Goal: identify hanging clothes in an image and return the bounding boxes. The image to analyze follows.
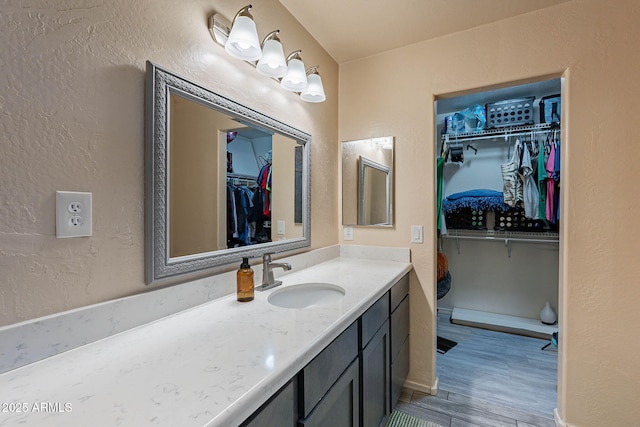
[519,142,540,219]
[501,139,524,208]
[545,142,556,222]
[535,130,562,226]
[436,157,445,231]
[227,183,258,247]
[553,138,561,222]
[257,163,272,217]
[537,140,548,221]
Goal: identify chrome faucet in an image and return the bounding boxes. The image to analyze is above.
[257,252,292,291]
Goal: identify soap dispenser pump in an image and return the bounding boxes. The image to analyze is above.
[237,257,254,302]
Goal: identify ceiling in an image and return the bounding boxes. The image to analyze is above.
[278,0,570,64]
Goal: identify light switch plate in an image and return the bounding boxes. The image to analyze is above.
[410,225,423,243]
[276,220,285,235]
[56,191,92,238]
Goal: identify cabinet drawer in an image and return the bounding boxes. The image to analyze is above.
[301,322,358,417]
[390,274,409,313]
[360,293,389,349]
[390,294,409,363]
[242,380,297,427]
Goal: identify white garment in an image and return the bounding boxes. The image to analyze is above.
[501,140,523,207]
[520,144,540,219]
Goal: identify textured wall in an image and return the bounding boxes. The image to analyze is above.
[0,0,338,326]
[339,0,640,425]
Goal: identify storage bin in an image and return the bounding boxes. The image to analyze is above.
[539,94,561,124]
[485,97,535,128]
[495,208,555,232]
[445,208,486,230]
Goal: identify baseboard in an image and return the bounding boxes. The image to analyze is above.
[436,306,453,317]
[404,377,439,396]
[554,408,569,426]
[450,307,557,339]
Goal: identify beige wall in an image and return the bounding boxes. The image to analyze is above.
[271,134,303,241]
[0,0,338,325]
[170,95,237,257]
[339,0,640,425]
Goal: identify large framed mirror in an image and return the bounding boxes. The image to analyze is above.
[342,137,394,226]
[145,62,311,285]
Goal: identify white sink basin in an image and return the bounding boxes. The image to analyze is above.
[268,283,345,309]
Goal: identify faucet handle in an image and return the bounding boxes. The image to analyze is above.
[263,252,274,262]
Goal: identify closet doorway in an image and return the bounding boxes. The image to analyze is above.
[434,78,562,419]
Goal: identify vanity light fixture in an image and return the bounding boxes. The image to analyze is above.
[281,51,309,92]
[300,66,326,103]
[256,30,287,78]
[224,5,262,61]
[208,6,325,102]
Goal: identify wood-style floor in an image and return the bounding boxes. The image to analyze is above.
[395,311,558,427]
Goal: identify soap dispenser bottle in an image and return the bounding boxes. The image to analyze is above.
[237,257,254,302]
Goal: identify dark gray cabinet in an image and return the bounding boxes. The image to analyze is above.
[241,273,410,427]
[361,318,390,427]
[241,380,297,427]
[298,359,360,427]
[389,274,410,409]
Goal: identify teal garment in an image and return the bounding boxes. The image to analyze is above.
[437,157,445,230]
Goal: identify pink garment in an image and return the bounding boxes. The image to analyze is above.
[545,143,556,221]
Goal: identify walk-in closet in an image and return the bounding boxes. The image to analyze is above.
[433,79,561,419]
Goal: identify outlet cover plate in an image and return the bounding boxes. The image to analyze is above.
[56,191,92,238]
[344,225,354,241]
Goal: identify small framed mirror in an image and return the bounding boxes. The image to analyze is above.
[342,137,394,226]
[145,62,311,285]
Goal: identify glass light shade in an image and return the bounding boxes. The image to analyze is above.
[256,39,287,78]
[225,15,262,61]
[300,73,326,103]
[281,58,308,91]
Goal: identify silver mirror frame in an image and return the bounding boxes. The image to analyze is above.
[145,61,311,285]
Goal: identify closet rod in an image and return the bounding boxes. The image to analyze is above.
[227,173,258,180]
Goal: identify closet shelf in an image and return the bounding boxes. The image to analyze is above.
[442,122,558,143]
[444,229,559,257]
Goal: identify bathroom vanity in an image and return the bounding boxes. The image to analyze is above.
[0,247,411,427]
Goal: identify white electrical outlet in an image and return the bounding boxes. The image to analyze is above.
[410,225,423,244]
[276,220,285,235]
[56,191,92,238]
[344,225,354,241]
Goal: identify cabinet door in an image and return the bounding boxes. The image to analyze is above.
[299,359,360,427]
[241,380,297,427]
[361,319,390,427]
[390,294,410,410]
[301,322,358,416]
[390,338,409,410]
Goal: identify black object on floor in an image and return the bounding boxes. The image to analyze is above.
[437,336,457,354]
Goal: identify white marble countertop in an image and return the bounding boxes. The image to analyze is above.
[0,255,411,427]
